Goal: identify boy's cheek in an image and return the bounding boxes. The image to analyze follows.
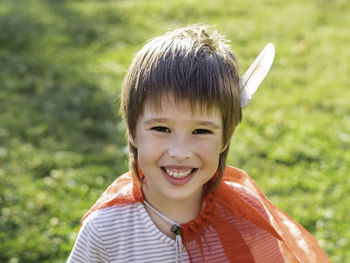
[138,140,165,160]
[194,139,223,154]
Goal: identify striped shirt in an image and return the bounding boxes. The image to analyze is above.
[67,202,284,263]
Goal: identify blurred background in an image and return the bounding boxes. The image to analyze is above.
[0,0,349,262]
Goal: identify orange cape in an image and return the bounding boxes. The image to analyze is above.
[82,166,330,263]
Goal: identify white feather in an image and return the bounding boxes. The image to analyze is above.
[239,43,275,107]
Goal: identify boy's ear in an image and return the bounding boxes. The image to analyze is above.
[221,141,230,153]
[128,134,137,148]
[221,128,235,153]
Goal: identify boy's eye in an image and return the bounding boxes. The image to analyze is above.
[193,129,212,135]
[151,126,171,133]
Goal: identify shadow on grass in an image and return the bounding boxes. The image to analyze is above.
[0,1,135,262]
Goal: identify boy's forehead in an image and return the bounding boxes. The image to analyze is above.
[143,95,221,118]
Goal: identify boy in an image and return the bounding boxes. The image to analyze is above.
[67,25,330,262]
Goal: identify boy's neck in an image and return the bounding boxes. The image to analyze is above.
[142,185,203,227]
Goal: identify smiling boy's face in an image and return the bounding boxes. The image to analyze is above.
[133,95,225,205]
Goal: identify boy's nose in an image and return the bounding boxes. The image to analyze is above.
[168,136,193,161]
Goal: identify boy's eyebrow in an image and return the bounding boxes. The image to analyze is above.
[144,118,221,129]
[143,118,169,125]
[194,121,220,129]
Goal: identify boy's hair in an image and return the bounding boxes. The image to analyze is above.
[121,25,242,193]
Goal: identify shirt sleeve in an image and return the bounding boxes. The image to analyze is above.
[67,217,109,263]
[237,189,285,263]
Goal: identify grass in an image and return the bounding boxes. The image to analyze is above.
[1,0,349,262]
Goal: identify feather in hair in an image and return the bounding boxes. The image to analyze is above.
[239,43,275,107]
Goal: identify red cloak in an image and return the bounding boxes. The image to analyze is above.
[81,166,330,263]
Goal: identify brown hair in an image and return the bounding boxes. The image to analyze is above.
[121,25,242,193]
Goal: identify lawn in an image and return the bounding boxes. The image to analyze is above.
[0,0,349,262]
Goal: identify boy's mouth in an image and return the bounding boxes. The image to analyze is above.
[161,167,197,185]
[162,167,196,178]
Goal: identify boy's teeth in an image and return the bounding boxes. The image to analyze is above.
[164,168,192,178]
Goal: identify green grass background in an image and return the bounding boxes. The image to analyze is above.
[1,0,349,262]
